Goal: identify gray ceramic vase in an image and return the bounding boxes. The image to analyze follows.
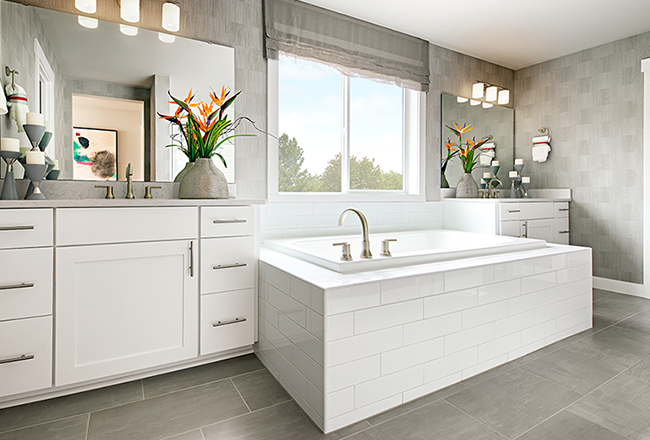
[456,172,478,198]
[174,161,194,182]
[178,157,229,199]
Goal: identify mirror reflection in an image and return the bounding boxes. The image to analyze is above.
[441,93,514,189]
[0,1,235,182]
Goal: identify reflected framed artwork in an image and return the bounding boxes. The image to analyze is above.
[72,127,118,181]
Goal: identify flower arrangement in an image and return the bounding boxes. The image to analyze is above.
[445,122,492,174]
[159,86,254,167]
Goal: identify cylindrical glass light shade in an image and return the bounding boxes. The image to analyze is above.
[121,0,140,23]
[456,97,468,103]
[485,86,498,102]
[120,24,138,36]
[470,100,480,106]
[75,0,96,14]
[159,33,176,43]
[482,102,493,109]
[78,16,98,29]
[472,82,484,99]
[162,3,180,32]
[498,89,510,105]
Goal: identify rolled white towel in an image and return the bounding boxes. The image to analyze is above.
[532,143,551,162]
[532,135,551,144]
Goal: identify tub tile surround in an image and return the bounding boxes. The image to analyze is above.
[256,245,593,433]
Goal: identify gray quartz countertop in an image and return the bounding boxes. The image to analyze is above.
[0,198,266,208]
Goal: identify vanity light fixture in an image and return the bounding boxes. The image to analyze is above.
[498,89,510,105]
[456,97,469,103]
[162,2,181,32]
[120,0,140,23]
[75,0,96,14]
[78,15,99,29]
[482,102,493,109]
[472,82,484,99]
[470,99,480,106]
[473,80,510,106]
[120,24,138,36]
[485,86,498,102]
[159,32,176,43]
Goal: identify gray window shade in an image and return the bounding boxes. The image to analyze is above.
[263,0,430,92]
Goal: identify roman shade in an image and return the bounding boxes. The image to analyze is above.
[263,0,430,92]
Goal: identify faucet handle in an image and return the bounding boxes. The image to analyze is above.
[94,185,114,199]
[333,242,353,261]
[144,185,162,199]
[380,239,397,257]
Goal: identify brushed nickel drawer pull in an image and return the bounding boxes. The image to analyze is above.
[0,354,35,365]
[0,283,34,291]
[559,230,570,234]
[213,219,247,224]
[508,209,520,213]
[213,317,247,327]
[213,263,247,270]
[0,225,34,231]
[189,242,195,278]
[558,208,569,212]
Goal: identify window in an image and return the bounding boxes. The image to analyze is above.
[269,56,424,201]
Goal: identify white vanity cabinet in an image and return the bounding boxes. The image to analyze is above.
[55,207,199,386]
[199,206,256,355]
[0,209,53,398]
[444,200,570,244]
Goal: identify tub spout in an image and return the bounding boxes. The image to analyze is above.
[338,208,372,259]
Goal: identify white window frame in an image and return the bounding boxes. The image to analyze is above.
[267,58,426,203]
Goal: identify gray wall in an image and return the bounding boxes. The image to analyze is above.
[514,32,650,284]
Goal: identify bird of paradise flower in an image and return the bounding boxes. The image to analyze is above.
[445,122,492,174]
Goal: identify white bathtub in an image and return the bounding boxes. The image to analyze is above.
[265,229,547,273]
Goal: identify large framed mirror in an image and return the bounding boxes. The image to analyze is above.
[0,1,235,183]
[441,93,514,189]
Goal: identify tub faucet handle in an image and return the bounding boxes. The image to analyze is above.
[381,239,397,257]
[333,242,353,261]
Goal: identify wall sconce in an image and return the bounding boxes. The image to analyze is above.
[482,102,493,109]
[470,99,480,106]
[498,89,510,105]
[78,16,98,28]
[120,0,140,23]
[120,24,138,36]
[485,86,498,102]
[472,81,510,105]
[457,97,469,103]
[162,3,181,32]
[75,0,96,14]
[472,82,484,99]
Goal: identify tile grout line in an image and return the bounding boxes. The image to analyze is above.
[230,378,252,413]
[0,413,89,437]
[84,413,90,440]
[196,399,294,433]
[442,398,509,439]
[141,379,145,400]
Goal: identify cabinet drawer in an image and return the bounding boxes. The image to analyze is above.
[499,204,521,221]
[0,316,52,398]
[201,206,253,238]
[519,202,554,220]
[201,289,255,355]
[201,236,255,294]
[0,209,52,249]
[0,248,52,321]
[499,220,521,237]
[57,207,198,246]
[555,202,570,218]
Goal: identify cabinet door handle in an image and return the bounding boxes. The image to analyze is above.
[0,354,35,365]
[0,282,34,291]
[213,263,247,270]
[522,220,528,238]
[559,230,570,234]
[0,225,34,231]
[189,242,194,277]
[558,208,569,212]
[508,209,520,213]
[212,317,247,327]
[212,219,247,224]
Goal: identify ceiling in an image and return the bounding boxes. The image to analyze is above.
[301,0,650,70]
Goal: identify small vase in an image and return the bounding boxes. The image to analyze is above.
[441,173,450,189]
[178,157,229,199]
[456,172,478,198]
[174,161,194,182]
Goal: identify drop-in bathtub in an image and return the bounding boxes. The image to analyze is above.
[265,229,547,273]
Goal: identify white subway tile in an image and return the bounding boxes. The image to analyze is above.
[291,277,324,314]
[521,320,556,346]
[266,202,313,217]
[327,282,381,315]
[534,256,556,274]
[568,249,592,267]
[535,300,568,325]
[521,272,556,294]
[354,299,423,335]
[551,254,568,271]
[279,315,324,365]
[326,313,354,341]
[275,350,307,399]
[556,307,591,333]
[556,264,592,284]
[325,395,402,433]
[306,309,324,339]
[381,337,444,375]
[261,215,299,229]
[258,279,269,301]
[380,273,444,304]
[508,338,547,361]
[291,344,324,392]
[328,327,402,367]
[260,262,291,293]
[328,356,381,392]
[494,310,535,338]
[508,291,547,316]
[298,214,339,228]
[478,333,521,363]
[419,202,444,212]
[462,302,509,330]
[444,323,495,355]
[305,379,324,418]
[403,372,462,403]
[375,212,410,225]
[445,266,494,292]
[259,297,280,329]
[355,365,424,408]
[404,312,462,346]
[493,259,535,282]
[462,354,508,380]
[424,347,477,383]
[326,387,354,419]
[269,285,306,327]
[260,228,284,243]
[285,227,328,239]
[567,292,592,314]
[576,278,593,295]
[546,283,578,304]
[409,212,436,223]
[260,317,292,360]
[424,288,478,318]
[478,279,521,304]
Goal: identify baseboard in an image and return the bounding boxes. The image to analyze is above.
[592,276,648,299]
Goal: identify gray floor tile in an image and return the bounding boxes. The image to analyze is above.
[87,379,249,440]
[445,368,581,439]
[162,430,204,440]
[461,361,518,387]
[143,354,264,398]
[348,400,505,440]
[202,400,369,440]
[0,380,142,434]
[515,410,629,440]
[593,296,650,323]
[519,344,634,394]
[231,369,291,411]
[592,289,618,303]
[573,325,650,364]
[0,414,88,440]
[615,309,650,333]
[624,354,650,385]
[367,382,468,426]
[567,373,650,440]
[512,330,592,366]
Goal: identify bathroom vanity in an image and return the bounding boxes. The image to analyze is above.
[0,200,260,407]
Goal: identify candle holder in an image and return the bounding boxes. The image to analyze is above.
[522,180,531,198]
[0,150,22,200]
[23,164,47,200]
[23,124,46,152]
[37,131,57,178]
[509,174,518,198]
